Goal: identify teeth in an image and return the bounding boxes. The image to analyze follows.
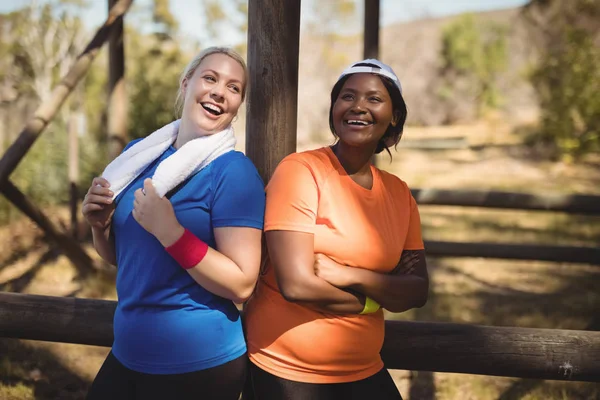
[347,120,369,126]
[203,103,222,114]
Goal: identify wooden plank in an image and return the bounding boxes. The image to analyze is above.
[412,188,600,215]
[0,180,99,275]
[0,292,115,347]
[363,0,380,59]
[1,292,598,382]
[68,113,79,238]
[0,0,133,187]
[245,0,301,183]
[107,0,128,158]
[382,320,600,382]
[425,240,600,265]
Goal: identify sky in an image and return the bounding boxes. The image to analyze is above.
[0,0,529,47]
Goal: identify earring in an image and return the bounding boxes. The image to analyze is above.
[233,115,239,123]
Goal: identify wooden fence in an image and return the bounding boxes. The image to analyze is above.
[408,188,600,265]
[0,292,598,382]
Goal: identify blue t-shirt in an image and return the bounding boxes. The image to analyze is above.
[110,143,265,374]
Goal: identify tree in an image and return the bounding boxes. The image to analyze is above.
[126,0,189,140]
[0,1,90,223]
[524,0,600,161]
[438,13,508,121]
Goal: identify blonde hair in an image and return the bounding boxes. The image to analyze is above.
[174,47,249,117]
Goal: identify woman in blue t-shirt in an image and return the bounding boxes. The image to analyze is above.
[82,47,265,400]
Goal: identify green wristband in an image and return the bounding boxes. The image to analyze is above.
[360,296,380,315]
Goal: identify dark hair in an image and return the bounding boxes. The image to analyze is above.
[328,63,408,156]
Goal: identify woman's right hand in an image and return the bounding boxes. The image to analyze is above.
[82,177,115,230]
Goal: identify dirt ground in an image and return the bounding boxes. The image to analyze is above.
[1,121,599,400]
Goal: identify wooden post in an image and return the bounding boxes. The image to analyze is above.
[363,0,380,60]
[245,0,301,183]
[107,0,127,158]
[364,0,380,166]
[0,0,133,188]
[68,113,79,238]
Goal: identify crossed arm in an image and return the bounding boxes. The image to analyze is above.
[267,230,429,315]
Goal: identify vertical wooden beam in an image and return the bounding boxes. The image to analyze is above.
[107,0,127,158]
[245,0,301,183]
[363,0,380,59]
[68,113,79,238]
[364,0,380,166]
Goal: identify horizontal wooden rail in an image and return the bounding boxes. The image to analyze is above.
[1,292,598,382]
[425,240,600,265]
[411,189,600,215]
[382,320,600,382]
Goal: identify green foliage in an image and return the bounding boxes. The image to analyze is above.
[13,121,71,207]
[440,13,508,115]
[526,0,600,161]
[127,29,186,140]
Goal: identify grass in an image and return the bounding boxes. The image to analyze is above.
[1,121,599,399]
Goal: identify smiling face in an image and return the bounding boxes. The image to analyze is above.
[180,53,246,135]
[331,73,396,150]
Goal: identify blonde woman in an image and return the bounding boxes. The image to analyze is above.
[83,47,265,400]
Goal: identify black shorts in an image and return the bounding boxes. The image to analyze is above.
[86,351,247,400]
[246,361,403,400]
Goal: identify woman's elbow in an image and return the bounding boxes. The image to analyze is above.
[413,281,430,308]
[280,285,302,303]
[279,282,311,303]
[413,292,428,309]
[232,279,258,303]
[386,287,429,313]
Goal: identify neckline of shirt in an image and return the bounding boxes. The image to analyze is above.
[324,146,381,196]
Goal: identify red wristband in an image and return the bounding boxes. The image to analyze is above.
[165,229,209,269]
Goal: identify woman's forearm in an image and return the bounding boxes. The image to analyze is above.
[91,226,117,265]
[279,273,365,314]
[157,225,261,304]
[348,268,428,313]
[185,248,258,304]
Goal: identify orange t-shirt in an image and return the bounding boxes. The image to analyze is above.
[245,146,424,383]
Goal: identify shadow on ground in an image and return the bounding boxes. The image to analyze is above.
[0,338,91,400]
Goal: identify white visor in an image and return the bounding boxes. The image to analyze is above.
[338,59,403,94]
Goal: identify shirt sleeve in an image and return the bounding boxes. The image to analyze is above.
[264,158,318,233]
[211,156,266,229]
[404,194,425,250]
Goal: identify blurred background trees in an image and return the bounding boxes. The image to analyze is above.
[0,0,598,225]
[524,0,600,161]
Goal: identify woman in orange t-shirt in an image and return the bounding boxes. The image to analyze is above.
[244,59,429,400]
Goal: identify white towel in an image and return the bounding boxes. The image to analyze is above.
[102,119,236,199]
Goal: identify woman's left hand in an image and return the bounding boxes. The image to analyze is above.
[314,254,356,288]
[133,178,184,246]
